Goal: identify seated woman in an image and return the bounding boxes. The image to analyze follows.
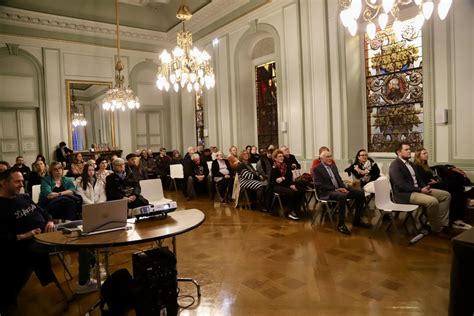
[344,149,380,190]
[27,159,48,194]
[31,154,47,172]
[95,157,113,185]
[76,163,107,205]
[38,161,81,221]
[237,150,267,211]
[105,158,148,209]
[414,148,471,230]
[270,149,305,221]
[170,150,183,165]
[211,151,234,203]
[227,146,240,170]
[249,146,260,164]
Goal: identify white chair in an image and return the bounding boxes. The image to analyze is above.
[207,161,213,175]
[32,184,41,204]
[251,163,257,170]
[169,164,184,192]
[139,179,171,205]
[370,177,419,238]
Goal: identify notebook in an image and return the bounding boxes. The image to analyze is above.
[80,199,130,236]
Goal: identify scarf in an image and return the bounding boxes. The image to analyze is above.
[275,161,287,178]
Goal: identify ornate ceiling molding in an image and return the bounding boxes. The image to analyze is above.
[0,6,172,45]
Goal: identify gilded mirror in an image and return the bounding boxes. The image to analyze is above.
[66,80,116,151]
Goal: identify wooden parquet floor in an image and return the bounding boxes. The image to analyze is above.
[12,191,452,315]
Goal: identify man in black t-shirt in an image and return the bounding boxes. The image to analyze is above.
[0,169,56,312]
[0,170,97,312]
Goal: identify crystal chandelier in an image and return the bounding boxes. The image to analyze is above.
[156,0,215,93]
[102,0,140,111]
[339,0,453,38]
[71,89,87,127]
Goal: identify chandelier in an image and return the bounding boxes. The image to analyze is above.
[102,0,140,111]
[156,0,215,93]
[71,89,87,127]
[339,0,453,38]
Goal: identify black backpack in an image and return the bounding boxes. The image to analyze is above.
[100,268,136,315]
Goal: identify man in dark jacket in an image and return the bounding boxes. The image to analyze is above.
[106,158,148,209]
[183,153,209,200]
[389,142,450,235]
[313,150,369,235]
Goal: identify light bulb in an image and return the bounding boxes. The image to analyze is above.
[382,0,394,13]
[348,19,358,36]
[379,13,388,30]
[366,22,376,40]
[350,0,362,20]
[438,0,452,20]
[414,12,425,30]
[340,8,352,28]
[173,83,179,92]
[422,1,434,20]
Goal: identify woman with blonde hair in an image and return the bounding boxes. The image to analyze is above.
[414,148,471,230]
[38,161,81,220]
[236,150,267,211]
[270,149,305,220]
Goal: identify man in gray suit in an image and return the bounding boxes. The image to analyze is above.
[313,150,370,235]
[389,142,451,236]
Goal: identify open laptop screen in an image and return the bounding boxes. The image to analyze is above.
[81,199,128,234]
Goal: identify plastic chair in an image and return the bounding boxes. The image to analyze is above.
[370,177,419,238]
[32,184,41,204]
[270,192,285,217]
[169,164,184,192]
[139,178,171,204]
[311,188,339,228]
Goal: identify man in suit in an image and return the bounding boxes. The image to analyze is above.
[313,150,369,235]
[389,142,451,235]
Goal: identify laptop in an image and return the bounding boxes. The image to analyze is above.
[80,199,130,236]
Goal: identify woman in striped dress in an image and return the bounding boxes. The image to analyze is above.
[237,150,267,212]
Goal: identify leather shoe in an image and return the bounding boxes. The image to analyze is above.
[337,223,352,235]
[353,221,371,229]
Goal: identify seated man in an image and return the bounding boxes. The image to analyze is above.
[281,145,301,170]
[183,153,209,200]
[106,158,149,209]
[0,169,96,312]
[389,142,451,236]
[12,156,31,182]
[313,150,370,235]
[0,160,10,172]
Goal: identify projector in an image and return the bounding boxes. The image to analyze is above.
[131,201,177,220]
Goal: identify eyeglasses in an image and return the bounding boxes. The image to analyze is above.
[359,154,368,156]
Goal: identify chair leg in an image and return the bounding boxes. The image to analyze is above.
[369,209,385,238]
[169,178,177,192]
[53,275,72,307]
[277,195,284,218]
[56,252,73,281]
[243,189,251,210]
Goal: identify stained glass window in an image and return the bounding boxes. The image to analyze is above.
[195,92,205,146]
[255,61,278,149]
[365,19,423,152]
